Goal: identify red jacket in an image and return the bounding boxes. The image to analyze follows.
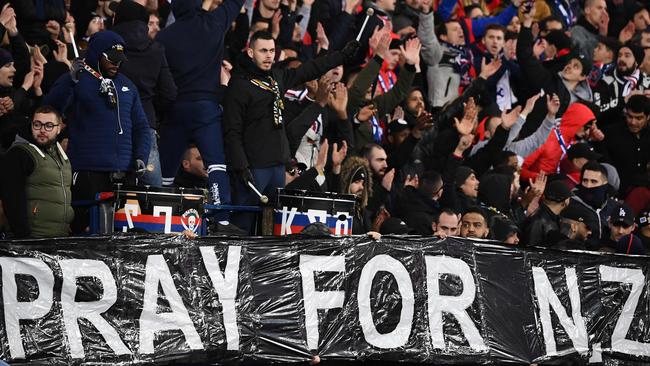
[521,103,595,181]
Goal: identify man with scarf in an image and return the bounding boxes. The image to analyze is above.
[593,43,648,128]
[43,30,151,233]
[571,161,619,245]
[587,36,619,89]
[223,31,359,233]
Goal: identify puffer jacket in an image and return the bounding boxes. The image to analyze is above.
[43,31,151,172]
[521,103,595,181]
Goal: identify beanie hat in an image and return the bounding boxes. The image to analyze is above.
[0,48,13,67]
[455,166,475,188]
[113,0,149,25]
[620,43,645,65]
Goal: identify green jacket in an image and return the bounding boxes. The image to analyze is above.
[347,55,417,155]
[9,138,73,238]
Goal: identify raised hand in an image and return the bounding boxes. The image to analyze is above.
[528,171,547,198]
[382,168,395,191]
[316,22,329,51]
[344,0,362,14]
[0,4,14,28]
[412,110,433,139]
[391,106,405,121]
[331,140,348,169]
[546,93,560,118]
[619,21,635,43]
[454,97,478,136]
[479,57,502,80]
[357,103,377,122]
[400,37,421,65]
[315,139,329,172]
[328,82,349,119]
[501,106,523,130]
[315,75,333,107]
[454,133,474,156]
[46,20,61,39]
[53,40,71,67]
[271,10,282,39]
[522,92,541,116]
[598,11,609,36]
[369,27,391,58]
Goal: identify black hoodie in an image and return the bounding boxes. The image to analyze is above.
[112,20,177,128]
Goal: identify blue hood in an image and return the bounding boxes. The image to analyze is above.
[172,0,203,19]
[85,30,126,69]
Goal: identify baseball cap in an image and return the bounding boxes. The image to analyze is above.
[544,180,572,202]
[388,118,409,134]
[610,203,635,227]
[638,209,650,228]
[562,201,598,232]
[567,143,601,161]
[103,44,127,64]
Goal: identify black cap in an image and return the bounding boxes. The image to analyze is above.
[620,43,645,64]
[544,180,572,202]
[567,143,602,161]
[352,167,366,182]
[455,166,475,188]
[113,0,149,25]
[638,209,650,228]
[388,118,409,134]
[103,44,127,64]
[562,201,598,231]
[389,38,402,50]
[380,217,410,234]
[610,203,635,227]
[545,30,572,52]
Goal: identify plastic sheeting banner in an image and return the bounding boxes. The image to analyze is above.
[0,235,649,364]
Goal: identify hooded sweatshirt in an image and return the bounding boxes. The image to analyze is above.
[156,0,244,103]
[521,103,595,181]
[44,31,151,172]
[339,157,373,234]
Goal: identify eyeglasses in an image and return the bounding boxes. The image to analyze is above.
[32,121,60,131]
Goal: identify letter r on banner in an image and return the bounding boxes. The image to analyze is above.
[599,265,649,356]
[0,258,54,359]
[425,256,487,351]
[532,267,588,356]
[59,259,132,358]
[358,255,415,348]
[199,246,242,351]
[299,255,346,350]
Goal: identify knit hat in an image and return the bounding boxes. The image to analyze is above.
[616,234,645,255]
[544,180,572,202]
[352,167,366,183]
[113,0,149,25]
[455,166,475,188]
[620,43,645,65]
[0,48,13,67]
[545,30,572,53]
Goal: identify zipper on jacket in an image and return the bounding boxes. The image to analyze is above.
[444,78,452,98]
[53,153,67,232]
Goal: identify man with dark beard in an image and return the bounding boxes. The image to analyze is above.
[593,44,648,127]
[2,106,73,238]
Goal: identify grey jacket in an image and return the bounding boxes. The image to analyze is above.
[506,115,556,157]
[569,24,599,65]
[417,11,460,107]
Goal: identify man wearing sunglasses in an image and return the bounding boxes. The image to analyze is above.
[1,106,73,238]
[44,30,151,233]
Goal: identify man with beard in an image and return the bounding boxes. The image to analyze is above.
[44,30,151,234]
[460,207,489,239]
[223,31,359,232]
[546,200,597,250]
[522,180,572,247]
[360,143,394,221]
[571,161,619,243]
[593,44,648,127]
[1,106,72,238]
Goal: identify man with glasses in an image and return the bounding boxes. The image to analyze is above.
[1,106,72,238]
[44,30,151,233]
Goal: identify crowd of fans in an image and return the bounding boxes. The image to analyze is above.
[0,0,649,254]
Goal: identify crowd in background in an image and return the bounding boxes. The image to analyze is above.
[0,0,649,254]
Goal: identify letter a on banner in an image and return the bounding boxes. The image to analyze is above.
[0,258,54,359]
[358,255,415,348]
[599,265,650,357]
[532,267,588,356]
[199,246,242,351]
[139,255,204,354]
[299,255,346,350]
[60,259,132,358]
[425,256,487,351]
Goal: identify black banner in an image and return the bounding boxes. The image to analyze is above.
[1,235,650,364]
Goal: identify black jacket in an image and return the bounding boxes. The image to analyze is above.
[393,186,439,235]
[113,21,177,128]
[522,204,561,247]
[223,51,345,170]
[594,122,650,195]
